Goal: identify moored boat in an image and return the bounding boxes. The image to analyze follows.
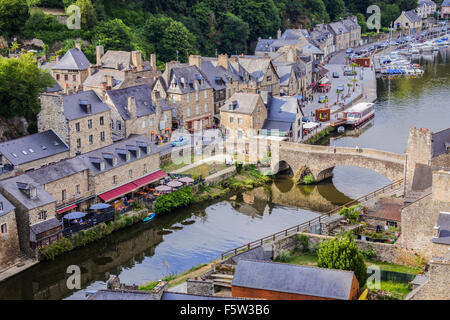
[344,102,375,128]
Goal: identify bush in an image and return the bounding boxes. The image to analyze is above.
[155,187,193,214]
[296,234,309,252]
[235,161,243,173]
[276,250,292,263]
[338,204,362,224]
[302,173,315,185]
[360,246,376,259]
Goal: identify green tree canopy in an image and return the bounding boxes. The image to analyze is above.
[0,0,30,37]
[92,18,136,52]
[219,12,249,55]
[317,233,368,285]
[75,0,98,29]
[0,53,53,120]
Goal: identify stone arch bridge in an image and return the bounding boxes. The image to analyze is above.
[270,141,406,183]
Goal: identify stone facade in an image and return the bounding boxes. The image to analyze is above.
[52,69,89,94]
[0,208,21,270]
[405,128,433,192]
[394,11,423,31]
[186,277,215,296]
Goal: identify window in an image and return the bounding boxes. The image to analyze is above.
[100,131,105,142]
[387,221,398,228]
[142,121,146,129]
[204,90,208,99]
[150,118,154,127]
[238,130,243,139]
[88,119,93,129]
[89,135,93,145]
[56,74,60,81]
[229,116,234,123]
[64,75,68,81]
[196,105,199,115]
[77,138,81,148]
[75,122,80,132]
[117,121,122,131]
[73,75,77,82]
[187,94,190,103]
[100,116,104,125]
[111,120,114,129]
[238,118,242,124]
[257,105,261,112]
[195,91,199,101]
[204,104,208,113]
[62,190,66,201]
[267,76,272,82]
[128,169,133,178]
[76,185,80,194]
[187,107,191,117]
[0,202,3,212]
[1,223,6,234]
[113,175,117,185]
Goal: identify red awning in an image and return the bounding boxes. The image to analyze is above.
[99,182,137,202]
[57,204,77,214]
[133,170,167,188]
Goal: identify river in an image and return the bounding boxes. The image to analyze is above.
[0,49,448,300]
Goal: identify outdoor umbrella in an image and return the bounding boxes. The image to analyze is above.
[63,212,87,220]
[155,185,172,192]
[178,177,195,184]
[167,180,183,188]
[89,203,111,210]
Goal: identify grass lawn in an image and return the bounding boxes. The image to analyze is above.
[366,259,421,275]
[161,154,195,172]
[180,162,229,178]
[366,281,413,300]
[284,252,318,266]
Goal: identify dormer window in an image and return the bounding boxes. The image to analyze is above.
[126,152,131,162]
[29,148,34,153]
[11,153,17,158]
[22,150,28,155]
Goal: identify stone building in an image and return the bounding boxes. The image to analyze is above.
[163,62,214,132]
[327,21,350,51]
[0,175,61,255]
[394,10,423,31]
[83,46,160,98]
[104,84,173,141]
[341,16,361,48]
[38,90,113,157]
[310,24,335,57]
[442,0,450,19]
[220,93,267,139]
[50,48,91,94]
[0,195,21,270]
[0,130,69,181]
[273,62,298,96]
[416,0,437,18]
[77,135,163,204]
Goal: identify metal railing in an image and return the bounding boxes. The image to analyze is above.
[220,178,404,260]
[62,209,115,237]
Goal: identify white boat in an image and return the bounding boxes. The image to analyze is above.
[344,103,375,128]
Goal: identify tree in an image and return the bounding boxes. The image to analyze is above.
[139,15,197,63]
[219,12,249,55]
[317,233,368,285]
[75,0,97,29]
[92,19,136,52]
[0,53,53,121]
[0,0,30,37]
[356,13,367,33]
[323,0,345,21]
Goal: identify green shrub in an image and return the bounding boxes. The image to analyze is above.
[235,161,243,173]
[360,246,376,259]
[338,204,362,224]
[155,187,193,214]
[302,173,315,185]
[276,250,292,263]
[296,234,309,252]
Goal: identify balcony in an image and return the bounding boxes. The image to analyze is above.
[57,190,96,210]
[62,208,115,237]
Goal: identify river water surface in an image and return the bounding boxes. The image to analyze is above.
[0,49,448,300]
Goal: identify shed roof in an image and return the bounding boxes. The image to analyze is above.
[30,217,61,235]
[0,130,68,166]
[366,198,403,222]
[232,259,356,300]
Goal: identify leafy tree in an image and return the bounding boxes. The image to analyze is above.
[0,53,53,121]
[75,0,97,29]
[356,12,367,33]
[379,3,401,28]
[338,204,362,224]
[323,0,345,21]
[139,15,196,63]
[219,12,249,55]
[317,233,368,285]
[0,0,30,37]
[92,18,136,51]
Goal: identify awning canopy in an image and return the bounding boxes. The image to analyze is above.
[89,203,112,210]
[133,169,167,189]
[63,212,87,220]
[57,204,77,214]
[99,182,137,202]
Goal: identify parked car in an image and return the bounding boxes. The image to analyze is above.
[346,48,354,54]
[336,85,344,92]
[343,70,356,76]
[171,136,190,147]
[318,95,328,103]
[332,72,339,78]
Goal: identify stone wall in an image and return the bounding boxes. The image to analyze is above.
[186,278,215,296]
[405,127,433,193]
[38,94,69,143]
[0,210,21,270]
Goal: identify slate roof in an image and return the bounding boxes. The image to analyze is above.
[274,64,293,86]
[0,130,69,166]
[89,289,158,300]
[255,39,276,53]
[62,90,111,121]
[220,93,261,115]
[262,119,292,132]
[106,84,155,120]
[342,16,360,31]
[99,51,152,71]
[404,10,422,23]
[229,246,272,265]
[52,48,90,71]
[234,56,272,83]
[432,128,450,157]
[442,0,450,6]
[0,194,15,218]
[200,61,228,91]
[302,43,324,55]
[161,292,240,300]
[83,69,125,90]
[328,21,349,35]
[432,212,450,245]
[232,259,356,300]
[411,163,433,192]
[77,135,155,176]
[0,175,56,210]
[418,0,436,6]
[26,158,88,186]
[30,217,61,235]
[46,79,63,93]
[167,64,212,94]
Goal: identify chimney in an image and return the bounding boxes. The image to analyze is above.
[150,53,157,71]
[96,45,104,66]
[218,54,229,70]
[88,65,94,77]
[277,29,282,39]
[75,42,81,50]
[131,51,143,71]
[188,55,202,69]
[128,96,137,119]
